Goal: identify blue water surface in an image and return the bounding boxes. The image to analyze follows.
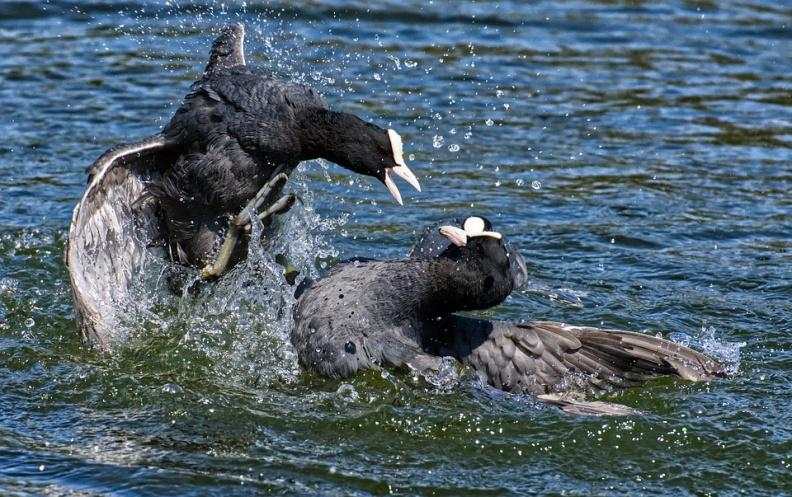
[0,1,790,496]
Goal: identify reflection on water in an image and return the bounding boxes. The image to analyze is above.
[0,1,790,495]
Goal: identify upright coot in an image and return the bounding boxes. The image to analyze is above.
[152,24,421,275]
[292,216,726,415]
[66,23,419,348]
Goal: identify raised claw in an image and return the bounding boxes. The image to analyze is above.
[257,194,296,224]
[200,180,296,281]
[234,172,288,227]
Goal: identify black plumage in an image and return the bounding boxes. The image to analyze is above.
[291,216,726,414]
[67,23,420,348]
[150,23,419,267]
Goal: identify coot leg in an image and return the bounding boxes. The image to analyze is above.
[200,174,293,280]
[254,193,296,225]
[235,172,288,228]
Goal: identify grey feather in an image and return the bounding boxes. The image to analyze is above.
[66,134,175,349]
[425,316,727,399]
[204,23,247,74]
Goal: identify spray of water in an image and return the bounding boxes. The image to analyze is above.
[104,163,345,390]
[670,326,745,375]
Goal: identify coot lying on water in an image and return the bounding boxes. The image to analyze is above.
[66,23,419,349]
[292,217,726,415]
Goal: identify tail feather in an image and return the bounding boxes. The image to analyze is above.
[564,324,726,381]
[204,23,246,75]
[537,393,642,416]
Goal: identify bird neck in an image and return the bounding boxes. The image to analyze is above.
[294,108,342,161]
[394,258,506,319]
[295,108,385,173]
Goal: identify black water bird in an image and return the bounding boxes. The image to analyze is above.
[292,216,726,415]
[151,24,420,274]
[66,23,419,348]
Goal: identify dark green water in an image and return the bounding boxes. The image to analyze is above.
[1,1,790,495]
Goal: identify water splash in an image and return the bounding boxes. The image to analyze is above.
[521,281,587,308]
[104,165,344,389]
[669,326,745,375]
[417,356,461,391]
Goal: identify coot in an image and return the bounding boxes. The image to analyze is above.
[66,24,419,348]
[292,216,726,414]
[153,24,421,274]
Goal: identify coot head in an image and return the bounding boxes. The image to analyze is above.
[434,216,527,310]
[321,114,420,205]
[203,23,421,207]
[411,216,529,292]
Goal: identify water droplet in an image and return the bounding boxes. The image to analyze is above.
[38,465,45,472]
[516,179,524,187]
[404,60,417,68]
[408,153,415,161]
[373,73,381,81]
[485,119,494,126]
[25,318,35,328]
[161,383,183,395]
[433,135,444,148]
[448,144,460,152]
[531,180,541,190]
[336,383,359,402]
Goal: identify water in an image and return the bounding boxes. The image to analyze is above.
[1,1,790,495]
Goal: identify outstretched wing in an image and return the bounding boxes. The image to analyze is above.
[408,218,459,259]
[66,135,177,349]
[424,316,726,398]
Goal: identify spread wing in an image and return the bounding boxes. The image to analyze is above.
[425,316,726,413]
[200,24,326,113]
[408,218,459,259]
[66,135,177,349]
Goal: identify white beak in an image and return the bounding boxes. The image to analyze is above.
[439,216,502,246]
[384,129,421,205]
[439,226,468,247]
